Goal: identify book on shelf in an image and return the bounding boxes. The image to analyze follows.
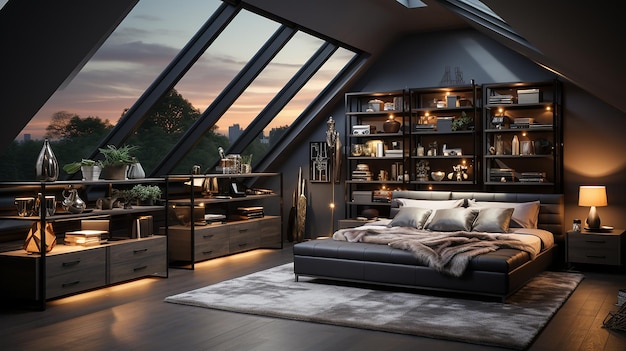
[64,230,108,246]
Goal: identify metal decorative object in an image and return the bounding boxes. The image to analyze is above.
[35,139,59,182]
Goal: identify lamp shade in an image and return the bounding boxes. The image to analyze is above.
[578,186,607,207]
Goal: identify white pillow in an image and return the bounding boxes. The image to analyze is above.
[395,198,464,209]
[468,199,540,229]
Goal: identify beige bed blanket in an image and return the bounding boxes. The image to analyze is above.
[333,226,538,277]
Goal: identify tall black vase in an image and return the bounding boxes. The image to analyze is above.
[35,139,59,182]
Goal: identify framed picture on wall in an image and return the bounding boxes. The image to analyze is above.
[310,142,329,182]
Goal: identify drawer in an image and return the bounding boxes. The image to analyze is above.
[568,233,621,265]
[46,248,107,298]
[110,254,166,283]
[260,217,281,247]
[229,221,260,254]
[109,237,165,263]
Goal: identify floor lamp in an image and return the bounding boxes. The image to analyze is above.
[326,116,339,236]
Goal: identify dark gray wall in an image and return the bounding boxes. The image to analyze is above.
[281,28,626,239]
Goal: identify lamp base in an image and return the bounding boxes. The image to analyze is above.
[586,205,601,229]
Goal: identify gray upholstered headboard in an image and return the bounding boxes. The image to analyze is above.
[390,190,564,237]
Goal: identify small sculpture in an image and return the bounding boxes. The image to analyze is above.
[448,163,469,181]
[416,160,430,182]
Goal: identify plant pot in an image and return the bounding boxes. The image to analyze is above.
[81,165,101,181]
[137,199,154,206]
[102,165,128,180]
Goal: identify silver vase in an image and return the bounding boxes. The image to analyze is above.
[35,139,59,182]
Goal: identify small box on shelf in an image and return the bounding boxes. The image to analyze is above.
[517,88,540,104]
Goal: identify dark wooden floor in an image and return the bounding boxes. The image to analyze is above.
[1,244,626,351]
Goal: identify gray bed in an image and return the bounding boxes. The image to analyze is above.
[293,191,564,301]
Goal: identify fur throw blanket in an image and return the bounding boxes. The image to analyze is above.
[333,226,537,277]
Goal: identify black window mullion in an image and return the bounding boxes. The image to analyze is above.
[254,52,368,171]
[153,25,297,175]
[89,2,239,159]
[227,41,338,156]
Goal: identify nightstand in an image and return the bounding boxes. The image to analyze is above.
[567,229,626,266]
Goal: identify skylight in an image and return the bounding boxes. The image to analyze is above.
[396,0,427,8]
[457,0,503,21]
[437,0,539,53]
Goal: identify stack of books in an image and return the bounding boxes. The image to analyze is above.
[351,170,373,181]
[384,149,404,158]
[488,94,514,104]
[519,172,547,183]
[489,168,516,182]
[234,206,264,220]
[64,230,108,246]
[204,213,226,224]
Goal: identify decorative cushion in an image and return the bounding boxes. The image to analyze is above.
[468,200,540,229]
[425,208,478,232]
[395,198,464,209]
[472,207,514,233]
[388,207,432,229]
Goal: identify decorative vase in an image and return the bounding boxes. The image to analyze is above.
[35,139,59,181]
[383,117,401,133]
[127,162,145,179]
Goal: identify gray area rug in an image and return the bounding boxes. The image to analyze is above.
[165,263,583,350]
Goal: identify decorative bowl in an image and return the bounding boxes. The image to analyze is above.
[431,171,445,181]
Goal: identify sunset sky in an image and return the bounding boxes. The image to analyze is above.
[22,0,352,140]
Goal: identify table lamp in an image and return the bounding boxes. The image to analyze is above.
[578,185,607,230]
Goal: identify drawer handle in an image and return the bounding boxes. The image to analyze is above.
[62,281,80,288]
[203,234,214,239]
[239,243,248,248]
[585,240,607,244]
[133,248,148,254]
[62,260,81,267]
[133,265,148,272]
[239,228,248,232]
[202,250,213,255]
[586,255,607,259]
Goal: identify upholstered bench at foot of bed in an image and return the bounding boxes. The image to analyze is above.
[293,238,553,300]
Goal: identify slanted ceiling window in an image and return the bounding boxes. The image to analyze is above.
[437,0,537,52]
[5,0,357,180]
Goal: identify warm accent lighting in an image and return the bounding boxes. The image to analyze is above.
[578,185,608,229]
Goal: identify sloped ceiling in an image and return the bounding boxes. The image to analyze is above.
[481,0,626,113]
[248,0,626,113]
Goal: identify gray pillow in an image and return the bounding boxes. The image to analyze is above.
[472,207,514,233]
[389,207,432,229]
[425,208,478,232]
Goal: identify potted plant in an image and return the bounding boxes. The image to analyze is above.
[62,159,102,181]
[99,145,139,180]
[131,184,162,206]
[451,111,473,131]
